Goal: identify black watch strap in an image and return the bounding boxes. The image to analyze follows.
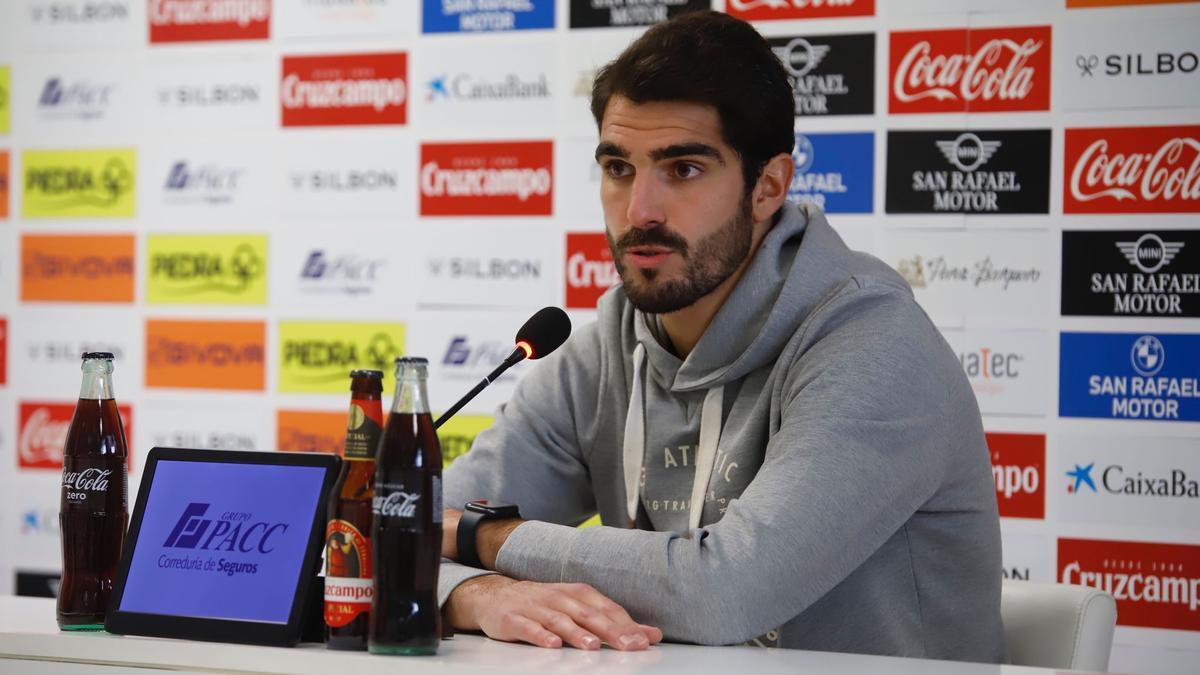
[457,507,489,570]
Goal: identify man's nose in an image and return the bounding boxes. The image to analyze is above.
[625,173,665,230]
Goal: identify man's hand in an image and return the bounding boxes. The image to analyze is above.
[442,508,525,570]
[446,575,662,651]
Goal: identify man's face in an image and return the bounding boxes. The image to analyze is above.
[596,96,755,314]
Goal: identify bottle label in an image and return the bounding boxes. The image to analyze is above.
[324,519,372,628]
[61,456,127,512]
[373,473,442,531]
[343,401,383,461]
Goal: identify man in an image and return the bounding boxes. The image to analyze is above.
[435,11,1005,662]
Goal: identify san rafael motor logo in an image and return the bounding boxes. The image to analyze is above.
[1060,332,1199,422]
[158,502,288,577]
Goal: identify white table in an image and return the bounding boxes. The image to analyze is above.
[0,596,1079,674]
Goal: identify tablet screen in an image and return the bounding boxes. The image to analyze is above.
[117,459,327,624]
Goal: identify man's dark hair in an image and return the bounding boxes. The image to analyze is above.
[590,11,795,193]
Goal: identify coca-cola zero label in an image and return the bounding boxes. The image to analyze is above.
[373,474,441,531]
[61,456,126,512]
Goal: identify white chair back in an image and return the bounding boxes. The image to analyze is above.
[1001,580,1116,672]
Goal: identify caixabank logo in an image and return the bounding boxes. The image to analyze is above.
[1060,332,1200,422]
[1062,230,1198,318]
[423,0,553,33]
[22,149,136,218]
[1059,538,1200,632]
[889,25,1051,114]
[149,0,270,43]
[726,0,873,21]
[769,34,874,116]
[886,130,1050,214]
[1058,435,1198,529]
[277,322,405,394]
[21,234,135,303]
[789,132,873,213]
[277,409,344,455]
[281,53,407,127]
[569,0,707,28]
[566,232,618,310]
[420,141,553,216]
[146,234,268,305]
[146,319,265,391]
[18,401,133,470]
[1064,126,1199,214]
[988,433,1044,520]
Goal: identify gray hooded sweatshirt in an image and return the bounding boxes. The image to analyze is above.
[440,202,1005,663]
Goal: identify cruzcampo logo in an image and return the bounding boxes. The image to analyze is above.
[436,414,493,468]
[0,66,10,134]
[147,234,268,305]
[278,321,405,394]
[22,149,136,217]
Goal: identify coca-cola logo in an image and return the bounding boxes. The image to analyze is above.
[420,141,553,216]
[373,490,419,518]
[281,53,408,127]
[18,401,133,470]
[149,0,270,43]
[889,26,1051,114]
[725,0,873,21]
[1065,126,1200,213]
[566,232,619,310]
[62,467,112,497]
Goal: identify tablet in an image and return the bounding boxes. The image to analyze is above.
[106,447,340,647]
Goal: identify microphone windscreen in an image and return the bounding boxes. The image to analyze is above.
[515,307,572,359]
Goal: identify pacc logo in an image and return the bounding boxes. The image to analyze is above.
[1060,332,1200,422]
[281,53,407,127]
[789,132,873,213]
[146,234,267,305]
[1061,230,1198,318]
[37,77,116,121]
[1066,462,1198,499]
[289,169,398,193]
[29,1,130,24]
[565,232,619,310]
[568,0,709,29]
[155,83,261,108]
[277,322,405,393]
[886,130,1050,214]
[22,149,136,218]
[988,433,1045,520]
[769,33,875,116]
[145,319,266,391]
[1064,126,1200,214]
[422,0,554,32]
[21,234,136,303]
[1076,51,1198,78]
[426,72,549,103]
[299,250,386,297]
[726,0,873,21]
[889,25,1051,114]
[1059,538,1200,632]
[420,141,553,216]
[163,161,244,205]
[18,401,133,470]
[163,503,287,554]
[149,0,270,43]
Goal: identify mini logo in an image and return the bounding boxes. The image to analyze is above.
[277,322,405,393]
[420,141,553,216]
[149,0,271,43]
[1118,234,1183,274]
[22,149,136,218]
[146,234,268,305]
[281,53,408,127]
[1131,335,1165,376]
[1059,538,1200,632]
[423,0,555,33]
[568,0,709,28]
[277,410,344,455]
[889,26,1051,114]
[1065,126,1200,214]
[1061,230,1199,318]
[936,134,1000,173]
[21,234,136,302]
[566,232,619,310]
[18,401,133,470]
[988,432,1045,519]
[769,33,874,116]
[726,0,874,21]
[145,319,266,391]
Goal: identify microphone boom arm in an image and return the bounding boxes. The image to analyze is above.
[433,346,526,430]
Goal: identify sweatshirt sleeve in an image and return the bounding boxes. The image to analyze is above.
[436,323,603,606]
[494,290,962,644]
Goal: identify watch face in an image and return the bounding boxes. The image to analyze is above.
[466,502,518,518]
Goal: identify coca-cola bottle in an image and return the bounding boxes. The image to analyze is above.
[325,369,384,651]
[369,357,442,656]
[57,352,129,631]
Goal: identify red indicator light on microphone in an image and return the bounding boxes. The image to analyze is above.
[517,341,534,359]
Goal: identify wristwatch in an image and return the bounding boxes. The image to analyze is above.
[457,501,521,570]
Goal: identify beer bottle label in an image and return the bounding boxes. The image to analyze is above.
[324,519,373,628]
[61,456,127,513]
[343,401,383,461]
[373,474,442,531]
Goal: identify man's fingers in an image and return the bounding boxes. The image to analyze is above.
[558,583,652,650]
[547,592,642,651]
[639,623,664,644]
[533,608,602,651]
[498,612,562,649]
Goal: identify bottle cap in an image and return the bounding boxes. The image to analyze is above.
[350,369,384,379]
[395,357,429,365]
[82,352,115,360]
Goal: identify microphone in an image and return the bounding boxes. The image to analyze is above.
[433,307,571,430]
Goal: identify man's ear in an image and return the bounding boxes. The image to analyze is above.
[751,153,794,224]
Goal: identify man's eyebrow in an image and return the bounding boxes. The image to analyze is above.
[650,143,725,166]
[595,141,628,161]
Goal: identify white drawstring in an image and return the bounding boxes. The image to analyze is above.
[622,342,725,531]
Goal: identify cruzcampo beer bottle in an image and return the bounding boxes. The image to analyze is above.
[325,369,385,650]
[57,352,129,631]
[369,357,442,655]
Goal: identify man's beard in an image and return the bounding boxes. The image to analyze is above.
[607,195,754,314]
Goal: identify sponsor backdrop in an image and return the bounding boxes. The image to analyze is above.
[0,0,1197,670]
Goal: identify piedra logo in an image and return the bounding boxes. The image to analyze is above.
[147,234,267,305]
[278,321,405,393]
[22,149,136,217]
